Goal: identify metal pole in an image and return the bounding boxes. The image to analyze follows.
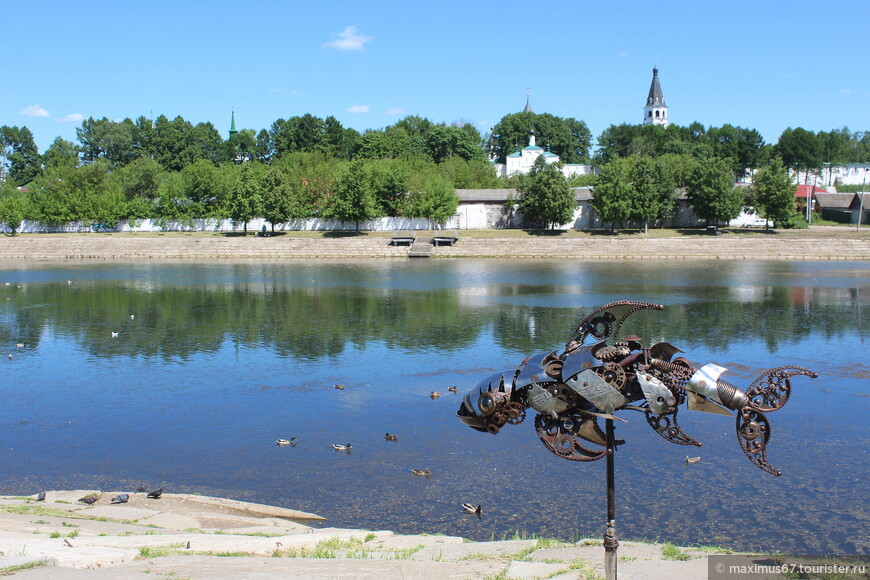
[603,417,618,580]
[857,169,867,233]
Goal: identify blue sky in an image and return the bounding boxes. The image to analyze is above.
[4,0,867,153]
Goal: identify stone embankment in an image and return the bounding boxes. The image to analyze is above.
[0,491,719,579]
[0,230,869,261]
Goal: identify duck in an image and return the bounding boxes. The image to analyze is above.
[333,384,345,390]
[411,468,431,477]
[685,456,701,464]
[462,503,482,516]
[430,392,441,399]
[332,443,352,452]
[130,315,135,320]
[448,386,458,394]
[111,332,119,338]
[276,438,295,446]
[384,433,398,441]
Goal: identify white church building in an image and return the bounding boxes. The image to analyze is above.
[491,98,595,179]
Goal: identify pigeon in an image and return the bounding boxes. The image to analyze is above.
[147,488,163,499]
[36,490,46,501]
[111,493,129,504]
[135,486,147,492]
[78,494,99,505]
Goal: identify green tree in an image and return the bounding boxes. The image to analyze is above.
[179,159,225,217]
[0,182,29,233]
[1,125,42,185]
[590,157,633,229]
[686,157,743,227]
[406,174,458,228]
[225,163,262,234]
[367,159,408,216]
[423,125,483,164]
[776,127,821,177]
[750,157,799,228]
[75,117,138,167]
[151,115,218,171]
[43,137,80,170]
[441,155,500,189]
[112,157,163,218]
[261,166,310,232]
[30,162,124,227]
[323,160,380,230]
[628,156,677,231]
[516,157,574,229]
[223,129,257,164]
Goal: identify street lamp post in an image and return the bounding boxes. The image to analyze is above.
[857,168,868,233]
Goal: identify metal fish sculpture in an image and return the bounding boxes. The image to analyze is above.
[457,301,817,476]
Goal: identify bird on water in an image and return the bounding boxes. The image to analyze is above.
[462,503,482,516]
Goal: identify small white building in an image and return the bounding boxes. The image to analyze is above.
[493,129,594,179]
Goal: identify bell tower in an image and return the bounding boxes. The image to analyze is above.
[642,68,669,126]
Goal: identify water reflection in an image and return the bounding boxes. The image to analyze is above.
[0,259,867,554]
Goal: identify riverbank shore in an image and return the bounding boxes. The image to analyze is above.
[0,491,730,579]
[1,227,869,262]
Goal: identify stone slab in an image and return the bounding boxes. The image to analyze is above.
[412,539,537,562]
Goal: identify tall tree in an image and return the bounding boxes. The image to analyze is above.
[260,166,309,232]
[590,157,633,229]
[43,137,80,170]
[686,158,743,227]
[776,127,821,176]
[76,117,138,167]
[750,157,798,228]
[628,156,677,231]
[0,125,42,185]
[0,181,29,233]
[406,174,459,228]
[225,163,262,234]
[322,160,380,230]
[516,157,574,229]
[423,125,483,164]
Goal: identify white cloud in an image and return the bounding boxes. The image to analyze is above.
[56,113,84,124]
[347,105,370,113]
[21,105,50,117]
[324,25,372,51]
[840,89,851,94]
[383,107,406,116]
[618,52,630,57]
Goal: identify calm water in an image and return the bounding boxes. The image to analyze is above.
[0,259,867,554]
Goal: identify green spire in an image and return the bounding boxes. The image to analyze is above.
[229,111,238,138]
